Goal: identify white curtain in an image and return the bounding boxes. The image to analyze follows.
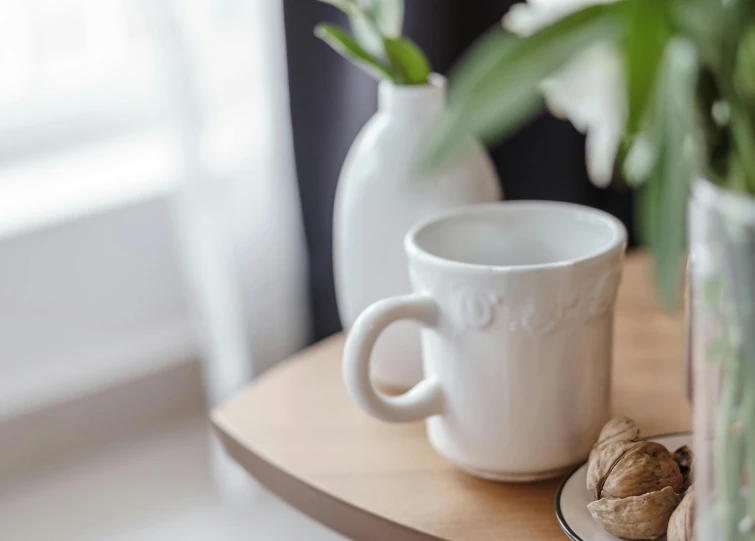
[0,0,310,510]
[0,0,309,438]
[146,0,310,407]
[142,0,311,497]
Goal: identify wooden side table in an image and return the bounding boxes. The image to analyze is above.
[212,253,690,541]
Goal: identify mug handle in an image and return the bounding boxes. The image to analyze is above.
[343,293,445,423]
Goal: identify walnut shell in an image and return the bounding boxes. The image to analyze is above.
[588,440,683,499]
[587,440,640,499]
[667,489,694,541]
[587,417,640,480]
[601,441,683,499]
[673,445,694,495]
[588,486,681,540]
[597,417,641,446]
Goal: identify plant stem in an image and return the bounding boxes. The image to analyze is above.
[742,381,755,541]
[717,208,755,540]
[716,356,744,541]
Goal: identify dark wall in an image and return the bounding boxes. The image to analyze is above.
[282,0,635,342]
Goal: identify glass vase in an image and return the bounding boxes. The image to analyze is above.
[690,178,755,541]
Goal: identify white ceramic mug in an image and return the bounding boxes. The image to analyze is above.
[343,202,627,482]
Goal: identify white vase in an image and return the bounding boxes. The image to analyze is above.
[333,74,502,390]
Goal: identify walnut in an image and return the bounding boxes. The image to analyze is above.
[673,445,694,495]
[585,417,689,539]
[587,417,640,491]
[588,440,683,500]
[602,441,684,498]
[588,486,681,540]
[597,417,641,446]
[587,440,640,499]
[667,489,694,541]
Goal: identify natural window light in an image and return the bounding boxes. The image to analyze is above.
[0,0,266,237]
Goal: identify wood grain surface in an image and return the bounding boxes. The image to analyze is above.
[212,252,689,541]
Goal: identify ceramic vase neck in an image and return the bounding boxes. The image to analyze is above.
[378,73,446,118]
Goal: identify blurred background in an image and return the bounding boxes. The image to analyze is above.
[0,1,633,540]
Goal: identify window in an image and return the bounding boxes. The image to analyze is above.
[0,0,273,235]
[0,1,161,162]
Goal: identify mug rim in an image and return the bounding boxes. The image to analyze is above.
[404,201,627,272]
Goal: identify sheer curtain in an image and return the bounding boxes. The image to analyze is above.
[0,0,309,466]
[150,0,310,406]
[154,0,310,496]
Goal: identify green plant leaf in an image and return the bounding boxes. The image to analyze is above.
[349,10,386,60]
[349,0,407,60]
[673,0,747,77]
[361,0,404,37]
[728,105,755,193]
[384,37,431,84]
[421,3,628,169]
[636,39,703,308]
[622,0,672,134]
[317,0,386,59]
[314,24,396,82]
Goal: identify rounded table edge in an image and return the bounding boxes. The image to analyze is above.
[211,406,445,541]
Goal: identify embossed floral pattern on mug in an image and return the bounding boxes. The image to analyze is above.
[428,268,622,334]
[521,295,565,334]
[446,284,502,330]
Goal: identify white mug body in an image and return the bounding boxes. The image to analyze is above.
[343,201,626,481]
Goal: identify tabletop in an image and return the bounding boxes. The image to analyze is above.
[211,252,690,541]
